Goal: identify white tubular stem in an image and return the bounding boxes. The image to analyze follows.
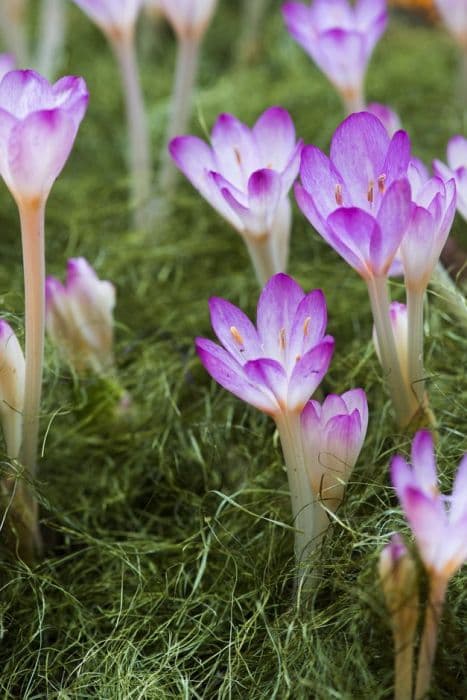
[111,31,152,226]
[160,35,200,192]
[237,0,270,63]
[244,234,282,288]
[406,287,426,405]
[342,87,366,116]
[36,0,67,79]
[415,576,447,700]
[367,275,417,427]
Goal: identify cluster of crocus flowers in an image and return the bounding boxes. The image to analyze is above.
[380,431,467,700]
[170,107,302,286]
[282,0,388,114]
[0,68,88,557]
[295,111,456,428]
[158,0,218,190]
[196,273,367,585]
[46,258,116,375]
[71,0,151,225]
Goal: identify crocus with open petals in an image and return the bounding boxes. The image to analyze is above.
[46,258,116,374]
[301,389,368,510]
[0,320,25,459]
[282,0,388,113]
[196,273,334,577]
[433,135,467,221]
[171,108,302,285]
[391,430,467,699]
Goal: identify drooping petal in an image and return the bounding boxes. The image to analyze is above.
[208,296,262,363]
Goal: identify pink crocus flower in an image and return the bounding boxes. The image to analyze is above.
[196,273,335,575]
[301,389,368,511]
[433,135,467,221]
[70,0,143,39]
[0,53,15,81]
[282,0,388,113]
[158,0,217,40]
[0,320,25,459]
[170,107,303,285]
[434,0,467,49]
[391,430,467,582]
[46,258,116,374]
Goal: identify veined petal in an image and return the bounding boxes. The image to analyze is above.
[294,183,333,242]
[372,178,412,275]
[313,29,367,92]
[447,134,467,170]
[288,289,327,366]
[253,106,297,172]
[288,336,335,411]
[244,358,288,408]
[195,337,279,414]
[383,130,411,187]
[299,144,348,215]
[256,273,305,359]
[208,296,262,363]
[326,206,379,278]
[211,113,259,189]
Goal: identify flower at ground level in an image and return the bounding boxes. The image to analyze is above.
[295,112,412,280]
[0,70,88,204]
[433,135,467,221]
[282,0,387,107]
[46,258,116,374]
[195,273,334,416]
[301,389,368,505]
[0,320,25,459]
[158,0,218,39]
[391,430,467,580]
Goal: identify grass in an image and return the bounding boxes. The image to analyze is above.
[0,2,466,698]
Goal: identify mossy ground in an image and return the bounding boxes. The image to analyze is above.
[0,3,466,698]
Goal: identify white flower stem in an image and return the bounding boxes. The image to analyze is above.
[367,275,417,427]
[342,87,366,116]
[237,0,270,63]
[36,0,67,79]
[160,35,200,192]
[393,605,418,700]
[110,30,152,227]
[275,411,326,589]
[415,576,447,700]
[244,234,282,287]
[406,286,426,406]
[19,199,46,477]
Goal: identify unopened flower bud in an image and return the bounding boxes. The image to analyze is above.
[0,320,25,459]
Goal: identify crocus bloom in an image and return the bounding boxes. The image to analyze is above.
[70,0,143,39]
[391,430,467,581]
[366,102,401,137]
[433,135,467,221]
[301,389,368,508]
[46,258,116,374]
[434,0,467,48]
[196,274,334,416]
[0,70,88,204]
[159,0,217,40]
[196,273,335,574]
[0,320,25,459]
[282,0,388,112]
[0,53,15,81]
[170,108,302,284]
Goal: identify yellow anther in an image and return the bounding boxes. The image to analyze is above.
[230,326,244,345]
[367,180,374,204]
[378,174,386,194]
[234,148,242,166]
[335,183,343,206]
[279,328,286,350]
[303,316,311,337]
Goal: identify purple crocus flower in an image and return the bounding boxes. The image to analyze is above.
[301,389,368,509]
[366,102,401,137]
[0,69,88,204]
[70,0,144,38]
[0,320,25,459]
[433,135,467,221]
[46,258,116,374]
[391,430,467,581]
[196,273,335,577]
[296,112,412,282]
[282,0,388,113]
[434,0,467,48]
[158,0,218,40]
[0,53,15,82]
[170,107,303,285]
[196,273,334,416]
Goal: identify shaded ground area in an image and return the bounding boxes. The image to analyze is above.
[0,3,466,698]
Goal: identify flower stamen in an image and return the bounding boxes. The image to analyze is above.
[335,183,343,206]
[230,326,244,346]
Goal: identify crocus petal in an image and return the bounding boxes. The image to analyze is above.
[288,336,335,411]
[7,109,77,200]
[195,337,279,414]
[401,206,437,288]
[253,106,297,172]
[288,289,327,365]
[299,144,348,215]
[322,411,362,480]
[411,429,438,493]
[342,388,369,437]
[447,134,467,170]
[330,113,389,207]
[326,206,380,278]
[435,512,467,578]
[243,357,288,408]
[246,169,282,235]
[256,273,305,359]
[208,296,262,363]
[321,393,348,421]
[402,486,445,570]
[372,178,412,275]
[383,131,412,187]
[450,454,467,523]
[211,113,259,190]
[314,29,366,92]
[390,454,413,498]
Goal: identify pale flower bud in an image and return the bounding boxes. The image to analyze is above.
[373,301,409,387]
[0,320,25,459]
[46,258,116,374]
